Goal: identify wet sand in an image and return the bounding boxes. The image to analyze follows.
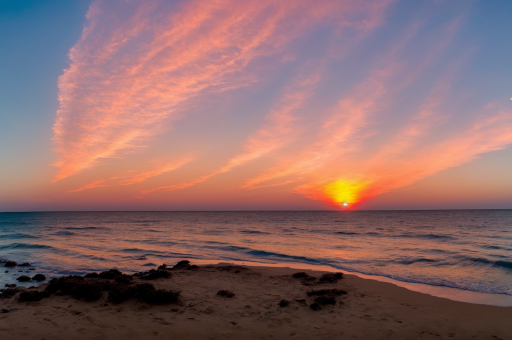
[1,262,511,339]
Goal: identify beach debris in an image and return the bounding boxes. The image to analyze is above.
[309,302,322,311]
[138,269,171,280]
[278,299,290,307]
[32,274,46,281]
[306,289,347,296]
[1,309,10,313]
[5,261,17,267]
[18,263,31,267]
[19,290,50,302]
[314,296,336,305]
[5,284,16,288]
[172,260,191,270]
[217,290,235,298]
[318,273,342,284]
[84,272,99,278]
[294,298,307,304]
[0,288,19,299]
[16,275,31,282]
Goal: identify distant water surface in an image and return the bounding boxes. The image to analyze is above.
[0,211,511,297]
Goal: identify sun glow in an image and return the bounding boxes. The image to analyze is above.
[322,180,371,207]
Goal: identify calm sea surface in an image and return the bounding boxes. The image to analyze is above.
[1,211,511,296]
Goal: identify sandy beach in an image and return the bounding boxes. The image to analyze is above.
[1,262,511,340]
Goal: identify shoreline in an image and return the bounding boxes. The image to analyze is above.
[190,259,512,307]
[1,261,511,339]
[4,258,511,307]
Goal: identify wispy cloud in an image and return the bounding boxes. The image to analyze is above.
[53,0,389,181]
[69,179,110,193]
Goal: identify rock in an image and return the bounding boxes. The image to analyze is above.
[314,296,336,305]
[307,289,347,296]
[142,289,180,304]
[70,282,103,301]
[98,269,123,279]
[300,276,317,286]
[5,261,17,267]
[5,284,16,288]
[18,263,31,267]
[45,274,111,301]
[108,283,179,305]
[309,302,322,311]
[114,274,132,284]
[172,260,190,270]
[139,270,171,280]
[84,272,99,278]
[19,291,50,302]
[1,309,9,313]
[157,264,167,270]
[292,272,310,279]
[278,299,289,307]
[0,288,19,299]
[109,284,151,304]
[16,275,31,282]
[188,265,199,270]
[318,273,339,283]
[32,274,46,281]
[217,290,235,298]
[334,272,343,279]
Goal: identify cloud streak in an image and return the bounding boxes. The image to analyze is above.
[53,0,389,181]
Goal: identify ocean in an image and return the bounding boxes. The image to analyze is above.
[1,210,511,299]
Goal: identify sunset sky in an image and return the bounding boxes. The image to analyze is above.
[1,0,512,211]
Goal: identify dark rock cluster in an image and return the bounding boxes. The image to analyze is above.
[291,271,347,311]
[0,263,183,305]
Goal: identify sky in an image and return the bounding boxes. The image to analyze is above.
[1,0,512,211]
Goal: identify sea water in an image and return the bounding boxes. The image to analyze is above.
[1,210,511,300]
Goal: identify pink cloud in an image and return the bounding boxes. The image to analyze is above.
[53,0,390,182]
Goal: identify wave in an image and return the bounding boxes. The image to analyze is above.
[53,231,75,236]
[334,231,359,235]
[396,258,438,265]
[65,226,108,230]
[240,230,270,235]
[0,233,38,239]
[0,243,53,250]
[495,261,512,270]
[396,233,455,240]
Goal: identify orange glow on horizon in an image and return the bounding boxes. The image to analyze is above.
[322,180,372,207]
